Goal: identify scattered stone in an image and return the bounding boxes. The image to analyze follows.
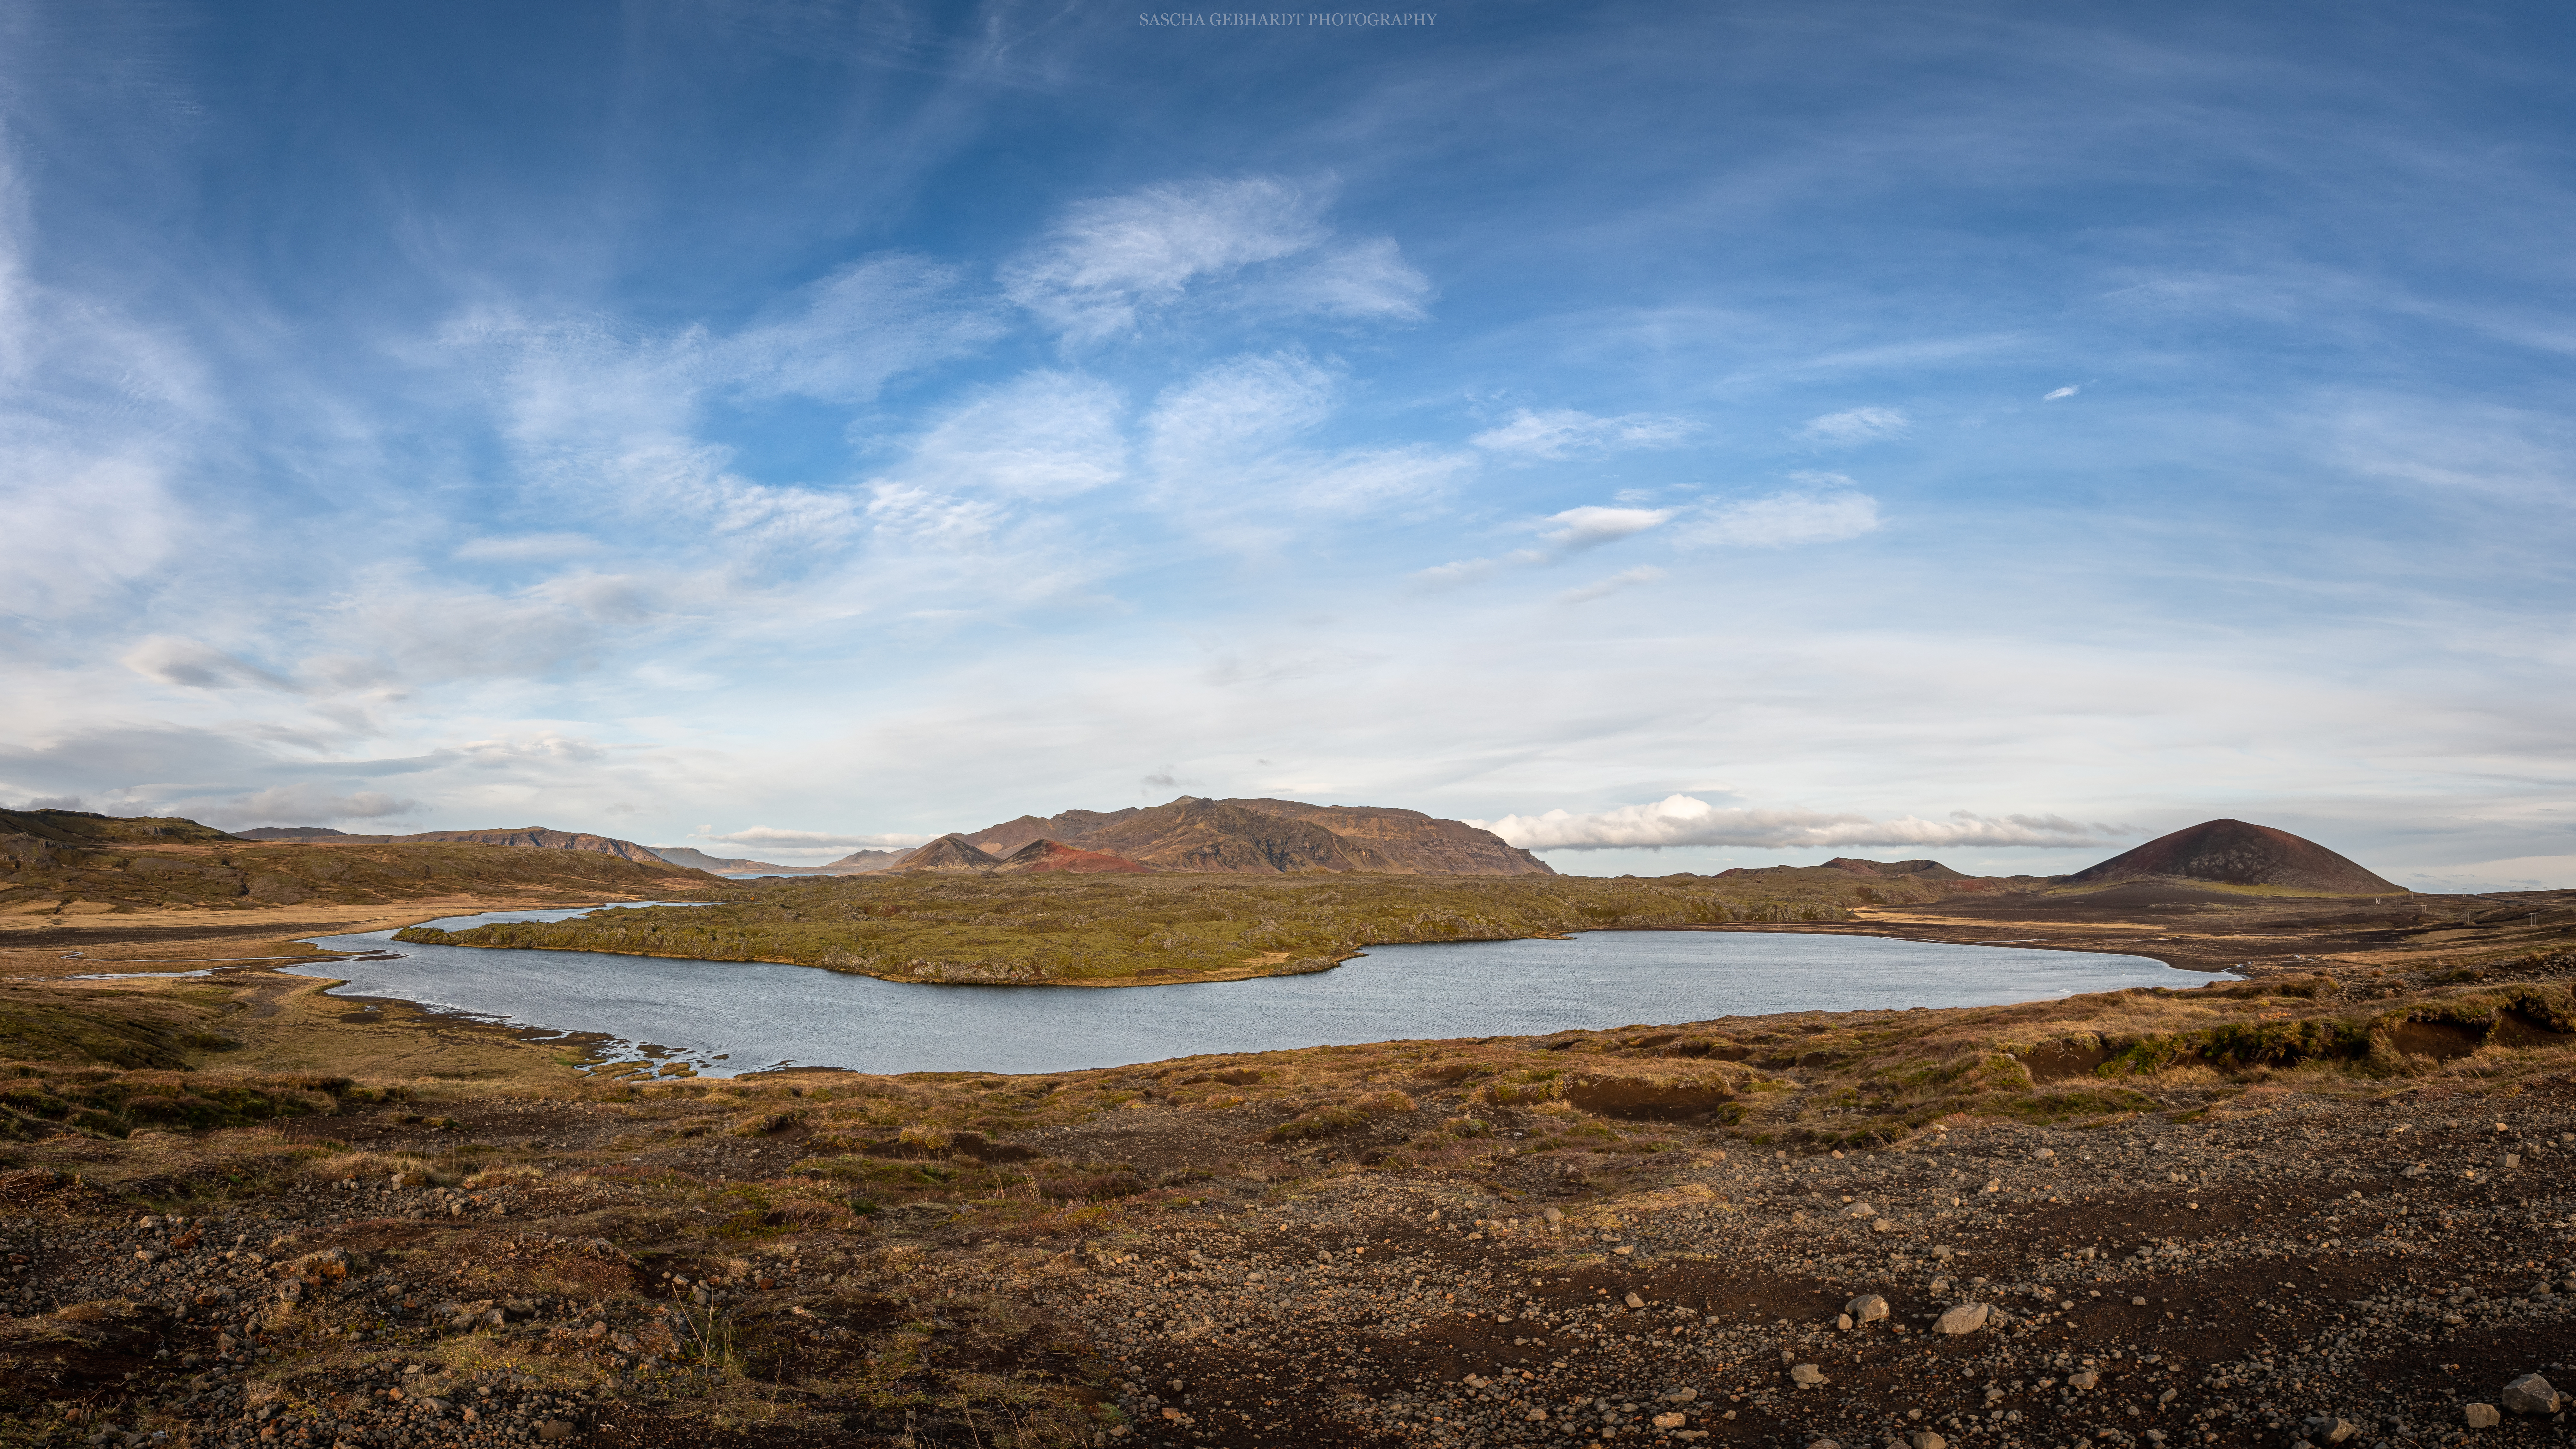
[1625,1291,1646,1308]
[1911,1431,1948,1449]
[2068,1371,2099,1390]
[1790,1363,1829,1386]
[1845,1293,1890,1324]
[2501,1374,2562,1415]
[2465,1404,2501,1429]
[1932,1302,1990,1335]
[2301,1414,2358,1443]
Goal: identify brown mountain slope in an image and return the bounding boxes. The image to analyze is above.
[961,810,1143,858]
[1226,798,1554,875]
[1,808,243,846]
[1068,798,1399,873]
[1822,857,1973,881]
[233,825,669,864]
[2062,818,2403,895]
[894,835,1003,873]
[959,797,1549,876]
[2,817,713,914]
[996,839,1150,874]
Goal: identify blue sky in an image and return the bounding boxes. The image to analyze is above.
[3,0,2571,888]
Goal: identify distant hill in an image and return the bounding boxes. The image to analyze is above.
[646,845,813,875]
[958,796,1553,876]
[893,835,1005,873]
[1,808,243,846]
[2063,819,2403,895]
[1822,857,1973,881]
[816,848,909,875]
[234,825,668,864]
[2,811,712,913]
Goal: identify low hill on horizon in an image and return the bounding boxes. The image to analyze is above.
[645,845,811,875]
[2063,818,2403,895]
[956,796,1553,876]
[235,824,668,864]
[3,812,713,914]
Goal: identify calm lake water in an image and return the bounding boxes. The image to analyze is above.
[284,905,2214,1077]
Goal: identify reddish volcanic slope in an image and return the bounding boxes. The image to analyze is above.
[2064,819,2402,895]
[998,839,1150,874]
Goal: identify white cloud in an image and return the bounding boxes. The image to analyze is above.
[1679,484,1883,548]
[863,481,1010,546]
[1471,407,1696,460]
[907,370,1127,499]
[1147,352,1339,472]
[120,636,297,692]
[1409,557,1502,590]
[1146,352,1469,517]
[1004,177,1333,343]
[1557,564,1665,604]
[718,255,1006,405]
[1472,795,2131,851]
[700,826,930,849]
[2043,385,2079,400]
[1249,236,1433,323]
[1797,406,1909,445]
[1003,177,1427,343]
[1543,505,1676,551]
[1411,505,1671,592]
[452,533,606,563]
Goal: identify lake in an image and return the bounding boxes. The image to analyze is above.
[285,906,2214,1077]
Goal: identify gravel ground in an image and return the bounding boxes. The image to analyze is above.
[5,1081,2573,1449]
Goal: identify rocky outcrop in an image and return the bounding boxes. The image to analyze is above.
[2064,819,2402,895]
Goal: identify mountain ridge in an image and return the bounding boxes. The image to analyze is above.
[233,825,668,864]
[957,796,1552,876]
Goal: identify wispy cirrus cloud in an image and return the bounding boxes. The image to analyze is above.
[1002,177,1429,344]
[1472,795,2134,851]
[1797,406,1909,445]
[1556,564,1664,604]
[1471,407,1696,460]
[1414,483,1879,592]
[1146,352,1471,521]
[1677,481,1884,548]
